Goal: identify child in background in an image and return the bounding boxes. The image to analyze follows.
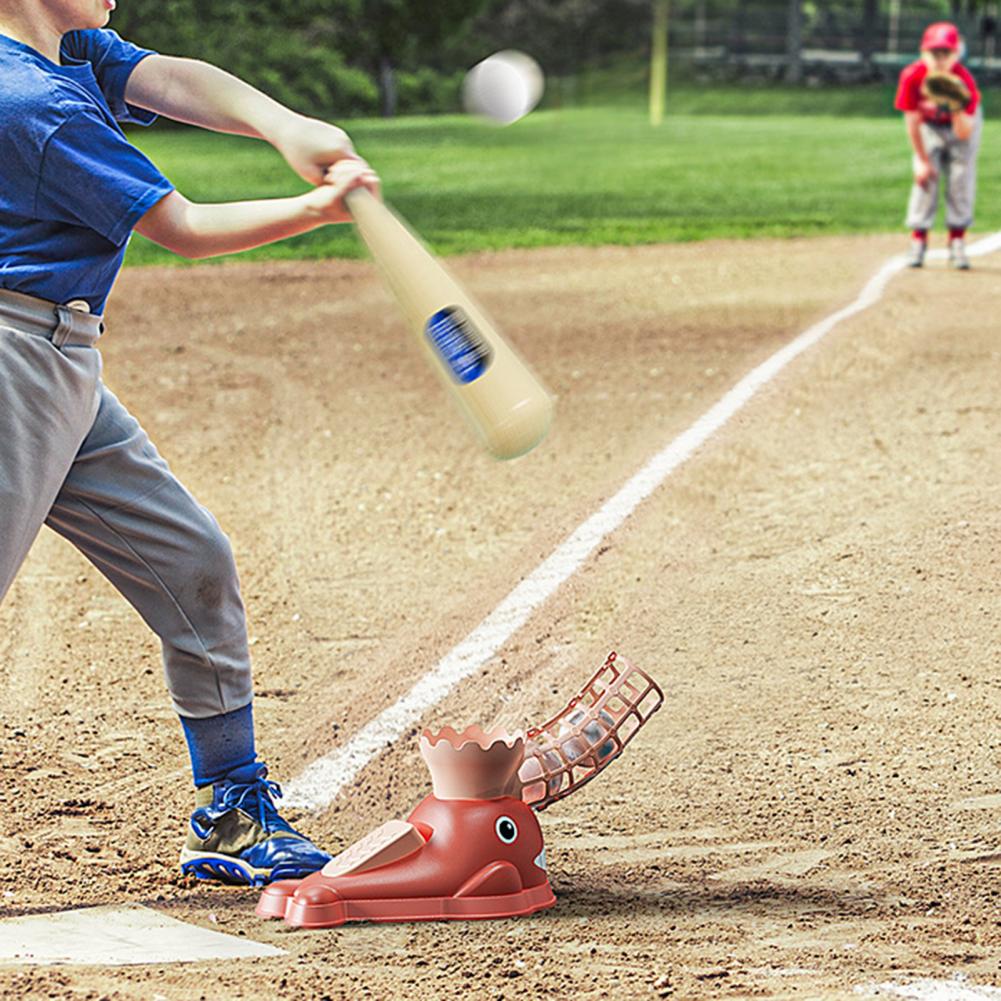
[895,21,982,270]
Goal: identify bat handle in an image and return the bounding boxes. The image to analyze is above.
[344,185,378,214]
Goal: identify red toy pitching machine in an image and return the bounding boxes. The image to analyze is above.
[257,652,663,928]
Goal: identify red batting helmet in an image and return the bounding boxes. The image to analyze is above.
[921,22,960,51]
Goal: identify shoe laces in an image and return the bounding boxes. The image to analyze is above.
[219,771,297,835]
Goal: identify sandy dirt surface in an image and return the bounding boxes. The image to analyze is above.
[0,235,998,1000]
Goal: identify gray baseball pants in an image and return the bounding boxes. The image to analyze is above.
[0,289,252,718]
[906,109,983,231]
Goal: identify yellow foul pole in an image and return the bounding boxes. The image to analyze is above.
[649,0,669,126]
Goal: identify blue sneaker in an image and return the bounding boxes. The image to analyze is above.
[179,762,331,886]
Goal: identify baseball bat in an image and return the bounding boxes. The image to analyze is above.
[344,187,553,461]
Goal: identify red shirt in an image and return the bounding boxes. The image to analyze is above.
[895,61,980,126]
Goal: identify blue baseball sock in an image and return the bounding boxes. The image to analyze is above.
[179,702,257,787]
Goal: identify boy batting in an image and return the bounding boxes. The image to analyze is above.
[895,21,983,270]
[0,0,378,885]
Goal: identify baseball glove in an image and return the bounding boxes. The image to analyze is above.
[922,71,971,112]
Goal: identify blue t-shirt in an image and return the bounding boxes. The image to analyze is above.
[0,29,175,314]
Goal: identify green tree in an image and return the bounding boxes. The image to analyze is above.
[323,0,493,116]
[113,0,378,117]
[464,0,651,76]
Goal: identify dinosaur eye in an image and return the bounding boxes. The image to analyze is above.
[495,816,518,844]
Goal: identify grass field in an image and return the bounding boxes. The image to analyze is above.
[125,102,1001,266]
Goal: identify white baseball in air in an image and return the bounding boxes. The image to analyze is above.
[463,50,545,125]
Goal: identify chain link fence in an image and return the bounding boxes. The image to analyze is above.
[667,1,1001,84]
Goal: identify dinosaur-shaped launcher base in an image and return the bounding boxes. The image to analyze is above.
[257,795,554,927]
[257,652,662,928]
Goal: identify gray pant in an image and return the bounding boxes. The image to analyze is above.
[906,110,983,232]
[0,290,252,718]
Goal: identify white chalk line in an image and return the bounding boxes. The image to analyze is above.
[855,976,1001,1000]
[283,231,1001,811]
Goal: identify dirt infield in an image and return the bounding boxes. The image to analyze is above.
[1,235,998,999]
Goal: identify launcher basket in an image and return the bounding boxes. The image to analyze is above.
[520,652,664,811]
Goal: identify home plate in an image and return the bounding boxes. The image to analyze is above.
[0,904,284,966]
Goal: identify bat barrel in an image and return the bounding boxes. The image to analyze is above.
[346,188,553,461]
